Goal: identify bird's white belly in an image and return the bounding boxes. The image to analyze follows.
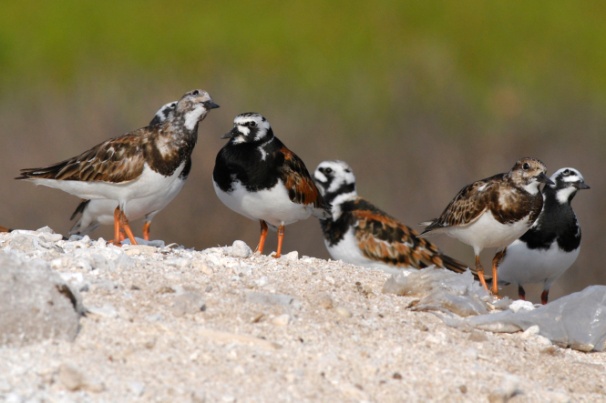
[213,179,312,228]
[498,239,580,288]
[75,176,186,230]
[447,212,532,251]
[326,228,408,275]
[32,162,185,205]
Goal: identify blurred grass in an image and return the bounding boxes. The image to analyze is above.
[0,1,605,303]
[3,2,606,109]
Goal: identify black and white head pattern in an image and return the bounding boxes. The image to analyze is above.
[313,160,358,221]
[150,101,178,126]
[549,167,590,204]
[224,113,273,145]
[314,160,357,201]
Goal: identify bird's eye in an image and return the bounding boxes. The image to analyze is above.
[249,121,257,128]
[325,168,333,174]
[345,169,351,173]
[192,90,199,96]
[563,169,571,175]
[522,162,530,170]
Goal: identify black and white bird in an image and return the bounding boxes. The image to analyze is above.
[69,100,187,241]
[421,157,553,295]
[313,160,469,274]
[213,112,329,257]
[497,167,589,304]
[17,90,219,246]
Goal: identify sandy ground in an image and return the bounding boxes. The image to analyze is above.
[1,229,605,402]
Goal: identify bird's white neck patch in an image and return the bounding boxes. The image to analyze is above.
[330,192,356,221]
[184,106,205,131]
[522,181,541,195]
[556,187,576,204]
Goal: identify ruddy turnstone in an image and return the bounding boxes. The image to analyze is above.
[313,160,469,274]
[69,100,187,241]
[497,167,589,304]
[213,112,329,257]
[17,90,219,246]
[421,157,552,295]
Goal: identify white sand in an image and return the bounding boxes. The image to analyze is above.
[1,230,605,402]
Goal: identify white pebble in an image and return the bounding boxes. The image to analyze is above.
[129,381,146,397]
[272,314,290,326]
[282,251,299,261]
[509,300,535,313]
[229,240,252,258]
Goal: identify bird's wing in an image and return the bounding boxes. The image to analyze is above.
[422,175,502,232]
[17,130,147,183]
[351,200,466,272]
[279,146,329,215]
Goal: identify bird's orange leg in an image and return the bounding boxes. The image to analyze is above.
[275,225,285,258]
[143,221,152,241]
[475,255,489,291]
[119,210,138,245]
[257,220,268,254]
[491,250,504,297]
[112,207,122,246]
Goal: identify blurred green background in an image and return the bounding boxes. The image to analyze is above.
[1,1,604,303]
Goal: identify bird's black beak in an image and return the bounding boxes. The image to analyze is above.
[221,126,239,139]
[204,101,220,110]
[575,181,590,190]
[538,173,554,185]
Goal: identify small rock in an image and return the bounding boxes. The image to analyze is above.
[469,330,489,342]
[255,276,269,287]
[191,389,207,403]
[87,304,118,318]
[521,325,540,337]
[228,240,252,258]
[128,381,146,397]
[171,292,206,317]
[509,300,535,313]
[4,393,24,403]
[157,286,175,294]
[193,261,213,275]
[58,364,85,391]
[0,253,83,346]
[336,306,353,318]
[488,374,520,403]
[272,314,290,326]
[315,293,334,309]
[281,251,299,261]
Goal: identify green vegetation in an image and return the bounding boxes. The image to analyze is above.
[2,1,606,103]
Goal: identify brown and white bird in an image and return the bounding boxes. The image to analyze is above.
[213,112,329,257]
[69,100,185,241]
[17,90,219,246]
[421,157,552,295]
[313,160,470,274]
